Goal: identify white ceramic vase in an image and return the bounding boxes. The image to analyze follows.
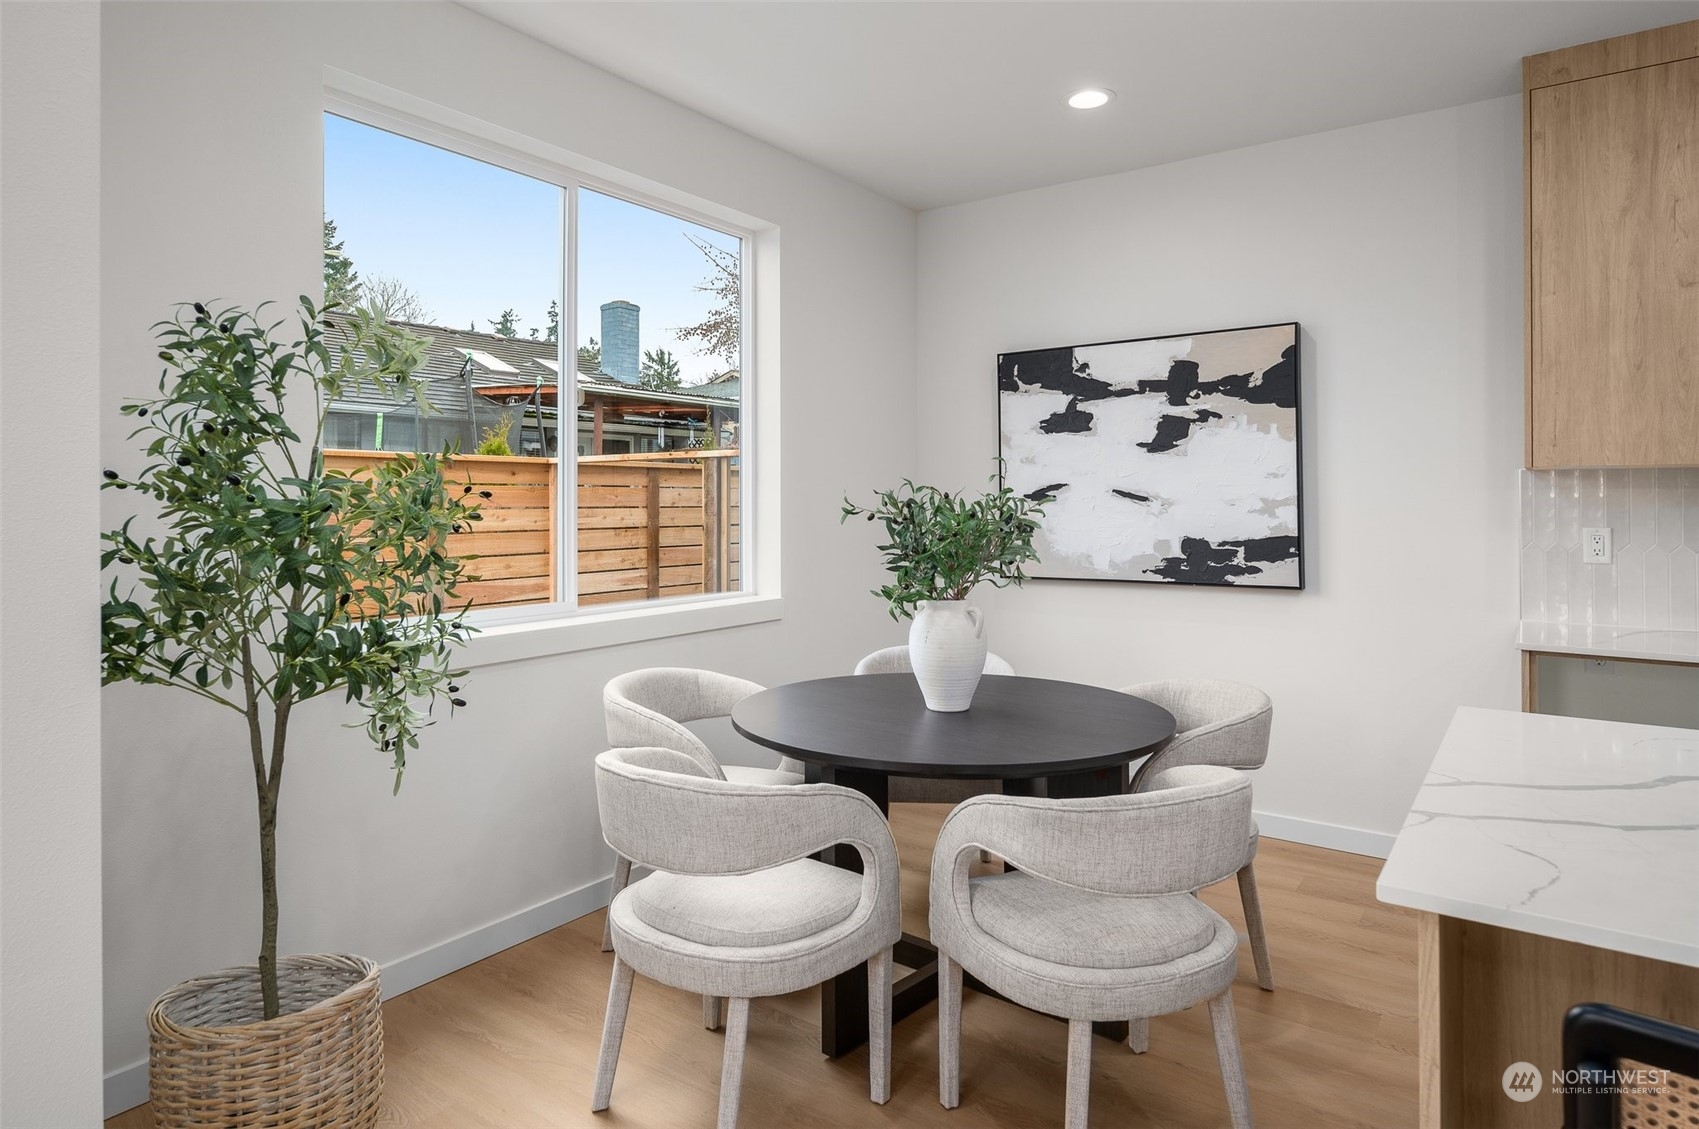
[908,599,988,712]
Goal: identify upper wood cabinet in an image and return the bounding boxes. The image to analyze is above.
[1524,21,1699,469]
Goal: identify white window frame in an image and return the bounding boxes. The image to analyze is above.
[324,79,780,668]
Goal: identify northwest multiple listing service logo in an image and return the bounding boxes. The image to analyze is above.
[1502,1062,1542,1102]
[1502,1060,1674,1103]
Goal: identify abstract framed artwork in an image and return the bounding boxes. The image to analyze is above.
[998,322,1303,589]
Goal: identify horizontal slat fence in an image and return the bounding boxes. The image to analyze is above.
[322,449,739,612]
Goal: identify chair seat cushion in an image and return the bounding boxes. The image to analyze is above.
[723,764,806,787]
[626,859,862,948]
[968,872,1220,970]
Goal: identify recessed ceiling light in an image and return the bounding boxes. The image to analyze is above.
[1067,88,1114,110]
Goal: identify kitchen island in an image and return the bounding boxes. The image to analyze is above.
[1377,707,1699,1128]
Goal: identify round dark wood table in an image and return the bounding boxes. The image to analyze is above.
[731,674,1176,1057]
[733,673,1175,787]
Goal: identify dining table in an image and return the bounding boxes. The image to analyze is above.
[731,673,1177,1057]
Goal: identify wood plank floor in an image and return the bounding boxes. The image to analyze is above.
[109,804,1418,1128]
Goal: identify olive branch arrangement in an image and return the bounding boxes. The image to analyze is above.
[841,467,1048,620]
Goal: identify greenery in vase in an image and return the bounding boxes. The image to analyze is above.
[841,469,1048,620]
[100,298,480,1019]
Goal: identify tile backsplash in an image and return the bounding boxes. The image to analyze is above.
[1521,469,1699,630]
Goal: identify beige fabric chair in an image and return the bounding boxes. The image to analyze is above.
[929,766,1257,1129]
[1122,679,1275,993]
[853,647,1013,806]
[600,668,805,950]
[592,747,901,1129]
[603,667,805,785]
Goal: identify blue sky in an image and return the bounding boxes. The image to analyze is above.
[323,113,739,385]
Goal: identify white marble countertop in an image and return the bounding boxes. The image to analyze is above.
[1519,621,1699,664]
[1377,707,1699,967]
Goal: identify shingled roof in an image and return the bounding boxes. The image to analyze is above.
[320,316,736,415]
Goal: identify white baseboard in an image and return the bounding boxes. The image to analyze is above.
[105,1061,149,1122]
[104,872,616,1118]
[1254,809,1395,859]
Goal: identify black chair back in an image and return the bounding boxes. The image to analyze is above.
[1563,1003,1699,1129]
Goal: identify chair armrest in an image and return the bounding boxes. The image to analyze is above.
[930,767,1252,901]
[595,749,897,880]
[1130,707,1272,791]
[603,692,723,777]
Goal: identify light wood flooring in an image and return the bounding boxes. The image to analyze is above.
[109,804,1418,1128]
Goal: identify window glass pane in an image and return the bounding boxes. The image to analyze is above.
[322,113,563,613]
[575,190,744,606]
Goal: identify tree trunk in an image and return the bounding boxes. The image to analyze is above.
[258,784,279,1019]
[257,693,290,1020]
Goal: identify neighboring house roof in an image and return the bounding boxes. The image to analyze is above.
[694,377,739,402]
[320,316,734,416]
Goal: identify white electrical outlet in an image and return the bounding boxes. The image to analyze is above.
[1583,527,1613,564]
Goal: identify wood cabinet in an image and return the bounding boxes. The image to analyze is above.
[1524,22,1699,469]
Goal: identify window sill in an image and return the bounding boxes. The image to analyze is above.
[455,594,783,670]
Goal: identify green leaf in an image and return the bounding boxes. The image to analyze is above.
[841,462,1048,619]
[100,298,476,798]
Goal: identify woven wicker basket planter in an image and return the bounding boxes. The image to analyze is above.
[147,953,382,1129]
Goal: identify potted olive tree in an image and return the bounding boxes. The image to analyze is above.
[101,298,478,1127]
[841,470,1047,710]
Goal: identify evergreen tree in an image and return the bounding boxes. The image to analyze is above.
[322,219,360,307]
[640,347,683,390]
[488,309,519,338]
[546,300,560,344]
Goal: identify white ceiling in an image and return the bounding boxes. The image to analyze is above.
[466,1,1698,211]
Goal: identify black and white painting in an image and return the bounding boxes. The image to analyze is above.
[999,323,1302,588]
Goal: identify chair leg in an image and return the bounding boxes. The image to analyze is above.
[1065,1018,1093,1129]
[867,948,893,1104]
[704,995,723,1031]
[1127,1017,1149,1054]
[1207,990,1254,1129]
[717,998,752,1129]
[1236,861,1275,991]
[591,956,636,1111]
[938,951,963,1109]
[601,855,632,952]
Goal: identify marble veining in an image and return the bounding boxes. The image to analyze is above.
[1377,707,1699,967]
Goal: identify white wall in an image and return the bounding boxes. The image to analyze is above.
[100,1,916,1100]
[916,98,1526,845]
[0,3,106,1123]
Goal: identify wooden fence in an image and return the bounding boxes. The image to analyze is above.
[321,449,740,611]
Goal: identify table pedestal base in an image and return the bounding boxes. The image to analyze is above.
[809,762,1132,1058]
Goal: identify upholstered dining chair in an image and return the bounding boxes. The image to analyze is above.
[1120,679,1275,993]
[930,766,1258,1129]
[600,668,806,950]
[592,746,901,1129]
[854,647,1013,809]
